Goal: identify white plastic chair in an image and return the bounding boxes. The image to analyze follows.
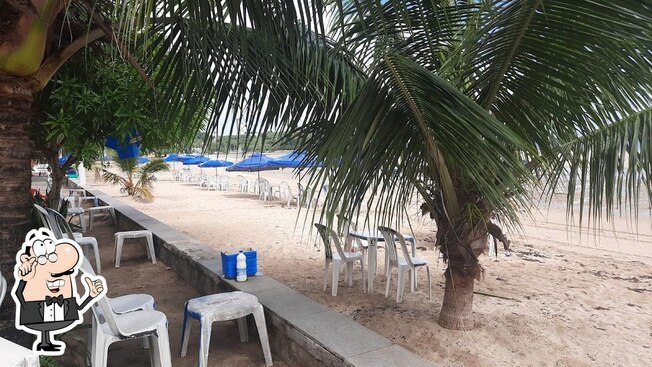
[378,226,431,302]
[91,294,171,367]
[280,182,300,208]
[80,258,156,353]
[257,178,271,201]
[314,223,365,296]
[236,175,247,192]
[219,175,231,191]
[195,173,209,188]
[337,215,375,266]
[65,196,86,232]
[34,204,55,229]
[206,176,218,191]
[298,183,318,208]
[0,271,7,308]
[47,208,102,274]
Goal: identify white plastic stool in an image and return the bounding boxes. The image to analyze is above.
[72,233,102,274]
[68,188,86,197]
[114,230,156,268]
[180,292,273,367]
[88,206,116,229]
[78,196,99,207]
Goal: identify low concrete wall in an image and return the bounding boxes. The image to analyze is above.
[77,184,436,367]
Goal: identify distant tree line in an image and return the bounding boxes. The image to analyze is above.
[190,131,300,154]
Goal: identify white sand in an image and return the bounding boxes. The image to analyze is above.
[90,163,652,367]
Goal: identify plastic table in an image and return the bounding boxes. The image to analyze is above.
[180,292,272,367]
[0,337,40,367]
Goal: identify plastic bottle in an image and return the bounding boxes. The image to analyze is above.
[236,251,247,282]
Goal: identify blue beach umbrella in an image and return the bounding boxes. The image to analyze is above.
[270,151,323,169]
[199,159,234,168]
[163,154,178,162]
[226,153,277,172]
[199,159,233,175]
[183,156,210,165]
[183,155,210,173]
[173,155,196,163]
[163,153,178,169]
[226,153,278,182]
[137,156,150,164]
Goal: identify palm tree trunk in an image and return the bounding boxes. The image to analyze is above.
[48,155,65,208]
[438,264,476,330]
[0,76,35,341]
[434,217,487,331]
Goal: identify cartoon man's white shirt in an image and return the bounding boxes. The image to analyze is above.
[43,302,65,322]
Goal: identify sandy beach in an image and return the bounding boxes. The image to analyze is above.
[89,161,652,367]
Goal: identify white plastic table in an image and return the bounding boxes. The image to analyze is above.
[180,292,272,367]
[0,336,40,367]
[349,230,416,293]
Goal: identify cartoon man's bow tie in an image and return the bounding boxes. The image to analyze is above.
[45,295,64,306]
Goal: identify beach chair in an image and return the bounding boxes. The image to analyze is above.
[314,223,365,296]
[34,204,55,230]
[280,182,300,208]
[0,271,6,308]
[90,294,171,367]
[257,178,271,201]
[378,226,431,302]
[47,208,102,274]
[65,195,86,232]
[213,175,228,191]
[80,257,156,353]
[337,215,374,265]
[236,175,247,192]
[207,176,218,191]
[195,173,209,188]
[298,183,318,208]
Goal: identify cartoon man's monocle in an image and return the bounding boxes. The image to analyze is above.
[11,228,107,355]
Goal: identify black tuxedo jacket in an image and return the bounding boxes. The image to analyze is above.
[14,280,91,326]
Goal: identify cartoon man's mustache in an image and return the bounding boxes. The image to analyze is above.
[51,269,74,278]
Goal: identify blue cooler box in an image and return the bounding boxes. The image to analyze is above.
[221,250,257,278]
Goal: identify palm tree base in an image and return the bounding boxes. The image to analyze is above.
[438,267,475,331]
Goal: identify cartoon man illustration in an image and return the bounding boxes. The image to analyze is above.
[11,228,106,354]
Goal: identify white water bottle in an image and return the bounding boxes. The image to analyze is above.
[236,251,247,282]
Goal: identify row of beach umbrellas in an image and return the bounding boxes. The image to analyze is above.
[161,151,322,174]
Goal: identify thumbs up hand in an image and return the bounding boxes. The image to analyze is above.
[83,275,106,298]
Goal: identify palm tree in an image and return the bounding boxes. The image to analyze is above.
[187,1,650,330]
[290,1,651,330]
[98,158,169,202]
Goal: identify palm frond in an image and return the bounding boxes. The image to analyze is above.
[113,157,138,174]
[101,171,127,187]
[325,0,652,227]
[543,108,652,225]
[103,0,651,230]
[136,158,168,189]
[132,187,154,202]
[304,54,534,230]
